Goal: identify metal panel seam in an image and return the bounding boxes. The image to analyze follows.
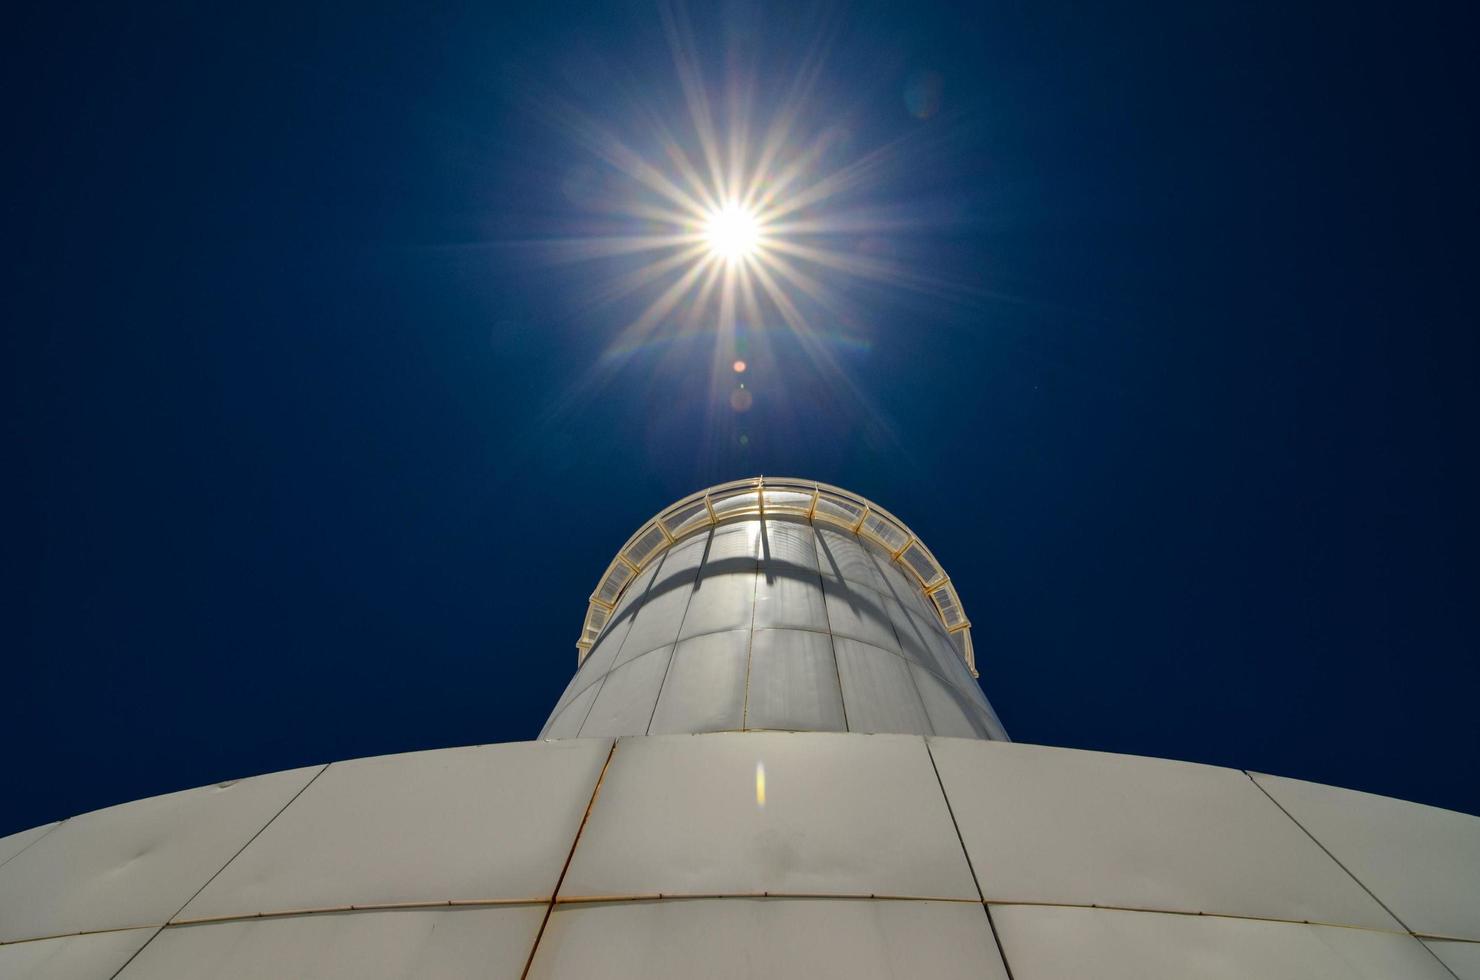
[982,899,1435,936]
[552,891,984,905]
[0,821,64,874]
[518,740,618,980]
[0,925,156,948]
[869,537,939,735]
[812,526,850,732]
[923,738,1017,980]
[641,532,713,736]
[169,897,550,927]
[1242,772,1463,980]
[739,536,763,729]
[923,746,1018,980]
[574,544,677,737]
[103,763,330,980]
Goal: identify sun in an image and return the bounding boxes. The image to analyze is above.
[703,203,760,261]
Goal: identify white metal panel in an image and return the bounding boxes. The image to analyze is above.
[549,669,587,718]
[883,596,943,670]
[541,682,601,740]
[744,629,846,732]
[649,630,749,735]
[527,897,1009,980]
[910,664,995,739]
[813,526,889,594]
[821,579,902,652]
[907,606,976,686]
[0,822,57,869]
[579,646,672,737]
[989,904,1453,980]
[117,906,544,980]
[678,571,757,639]
[178,741,610,920]
[549,657,604,720]
[1251,772,1480,941]
[1424,940,1480,979]
[753,566,828,632]
[0,765,322,943]
[760,518,819,570]
[929,740,1400,931]
[0,927,155,980]
[616,534,708,662]
[559,732,978,901]
[834,638,933,736]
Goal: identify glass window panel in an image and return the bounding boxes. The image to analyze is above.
[761,488,813,515]
[860,513,909,554]
[593,561,635,606]
[899,542,944,587]
[710,487,761,520]
[812,492,863,527]
[622,523,668,569]
[661,498,711,538]
[930,584,967,628]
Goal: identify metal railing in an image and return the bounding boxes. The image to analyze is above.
[578,477,978,677]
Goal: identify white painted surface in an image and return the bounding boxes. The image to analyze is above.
[119,906,543,980]
[179,741,609,920]
[528,898,1009,980]
[1253,771,1480,941]
[0,822,58,870]
[931,739,1399,930]
[0,928,154,980]
[0,766,321,943]
[560,732,978,901]
[1424,939,1480,979]
[991,904,1453,980]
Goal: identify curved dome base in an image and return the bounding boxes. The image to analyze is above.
[2,734,1477,978]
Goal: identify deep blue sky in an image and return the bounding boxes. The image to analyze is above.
[4,1,1476,837]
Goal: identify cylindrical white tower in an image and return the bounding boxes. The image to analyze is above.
[544,478,1008,741]
[2,478,1476,980]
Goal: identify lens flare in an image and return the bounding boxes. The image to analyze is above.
[704,204,760,260]
[514,9,986,463]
